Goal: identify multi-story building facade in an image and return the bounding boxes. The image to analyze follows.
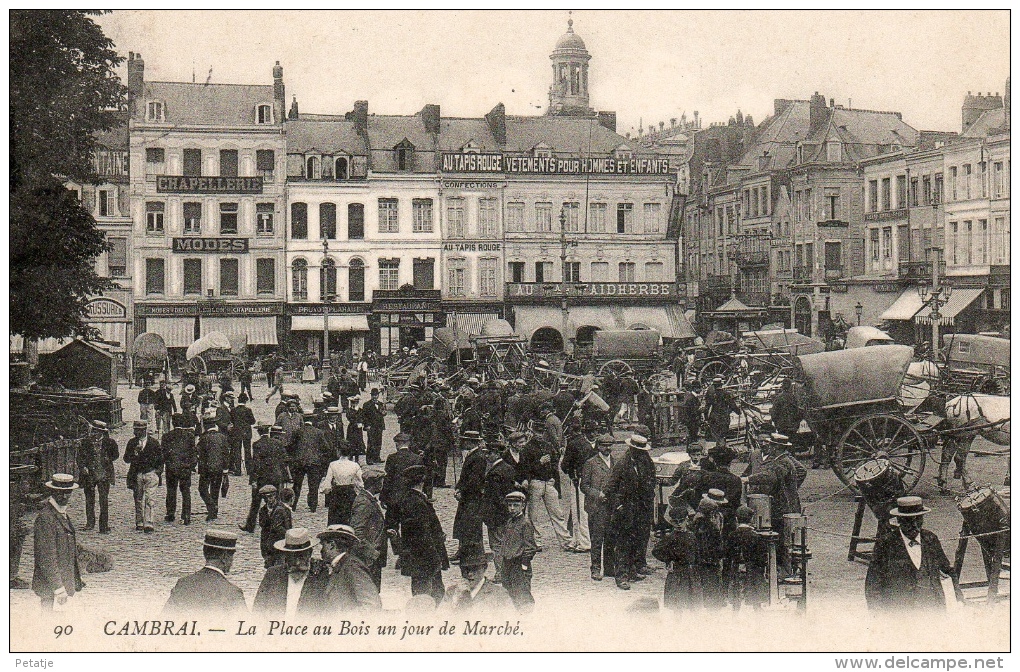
[284,103,444,357]
[127,53,288,363]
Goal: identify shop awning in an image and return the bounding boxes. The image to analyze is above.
[9,335,72,354]
[447,313,500,338]
[90,322,128,349]
[665,305,698,339]
[880,290,926,321]
[291,315,370,332]
[567,307,618,335]
[512,306,565,340]
[914,287,984,326]
[146,317,195,348]
[201,316,279,345]
[619,306,697,339]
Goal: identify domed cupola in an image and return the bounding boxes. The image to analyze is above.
[548,16,593,116]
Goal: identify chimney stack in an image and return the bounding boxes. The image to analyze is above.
[485,103,507,145]
[127,52,145,116]
[809,91,829,137]
[351,100,369,135]
[670,118,677,128]
[597,111,616,133]
[288,96,299,120]
[420,104,441,135]
[273,61,285,104]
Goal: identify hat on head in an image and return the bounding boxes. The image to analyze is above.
[256,423,271,434]
[362,464,386,480]
[90,420,108,431]
[259,484,278,496]
[322,391,333,398]
[697,498,719,515]
[46,473,79,491]
[705,488,728,505]
[625,434,650,450]
[402,464,428,480]
[504,491,527,503]
[769,432,793,448]
[596,434,616,446]
[133,420,148,430]
[223,391,235,398]
[184,384,196,393]
[370,388,380,396]
[270,424,284,433]
[347,395,360,402]
[459,545,489,569]
[317,524,360,545]
[238,393,249,404]
[394,432,411,444]
[508,431,527,443]
[461,430,483,442]
[325,407,341,413]
[273,527,319,553]
[467,377,479,384]
[889,496,931,518]
[709,443,737,465]
[203,529,239,551]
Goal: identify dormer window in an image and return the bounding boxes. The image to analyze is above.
[256,103,274,125]
[462,140,481,154]
[146,101,165,122]
[305,155,321,180]
[334,156,349,180]
[613,144,633,161]
[533,143,552,159]
[395,139,415,171]
[826,141,842,162]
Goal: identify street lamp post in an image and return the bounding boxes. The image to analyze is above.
[854,301,863,326]
[322,238,331,374]
[560,207,569,351]
[917,247,952,353]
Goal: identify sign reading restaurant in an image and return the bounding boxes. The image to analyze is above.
[441,152,671,175]
[157,175,263,194]
[172,238,249,253]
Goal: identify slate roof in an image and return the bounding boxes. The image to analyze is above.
[504,115,642,155]
[287,119,366,154]
[366,115,435,150]
[141,81,276,126]
[94,111,129,149]
[439,118,500,151]
[962,108,1006,138]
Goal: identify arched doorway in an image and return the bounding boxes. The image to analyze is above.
[575,325,602,348]
[794,296,812,337]
[530,327,564,353]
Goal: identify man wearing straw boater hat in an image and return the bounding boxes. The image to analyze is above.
[33,474,84,611]
[123,420,164,533]
[162,530,247,617]
[253,528,330,617]
[865,496,959,611]
[317,524,382,612]
[602,433,656,591]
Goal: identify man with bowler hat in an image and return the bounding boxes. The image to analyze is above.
[241,424,290,533]
[453,431,488,561]
[163,530,247,617]
[442,544,513,613]
[386,463,449,605]
[580,433,619,581]
[33,474,84,611]
[163,413,198,526]
[197,421,230,521]
[381,432,422,509]
[363,388,387,465]
[865,496,958,611]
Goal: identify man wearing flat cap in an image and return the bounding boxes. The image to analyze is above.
[163,530,247,617]
[253,528,330,617]
[80,421,119,533]
[866,496,958,611]
[317,525,382,612]
[256,486,292,568]
[33,474,84,611]
[350,466,388,589]
[746,433,806,575]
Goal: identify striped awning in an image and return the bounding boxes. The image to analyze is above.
[89,322,128,349]
[880,290,926,321]
[447,313,500,338]
[914,287,984,326]
[146,318,196,348]
[201,316,279,345]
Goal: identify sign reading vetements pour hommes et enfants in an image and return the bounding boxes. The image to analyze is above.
[156,176,263,194]
[172,238,249,253]
[441,153,671,175]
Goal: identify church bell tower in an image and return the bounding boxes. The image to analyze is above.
[548,16,593,116]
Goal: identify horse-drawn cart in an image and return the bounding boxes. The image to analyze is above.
[590,329,663,378]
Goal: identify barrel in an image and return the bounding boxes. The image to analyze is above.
[853,458,905,520]
[747,493,772,531]
[958,486,1010,555]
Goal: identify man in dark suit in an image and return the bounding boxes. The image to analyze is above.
[350,468,388,590]
[363,388,387,465]
[163,414,198,526]
[256,486,291,567]
[80,421,119,533]
[33,474,84,611]
[381,433,422,509]
[242,425,291,532]
[162,530,247,617]
[230,393,256,476]
[386,464,449,605]
[580,434,618,581]
[452,432,487,560]
[253,528,330,617]
[442,544,513,613]
[198,423,230,521]
[866,496,958,611]
[603,434,656,590]
[481,447,518,583]
[124,421,164,533]
[291,414,330,513]
[316,524,382,613]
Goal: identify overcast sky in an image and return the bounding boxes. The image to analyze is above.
[97,10,1010,136]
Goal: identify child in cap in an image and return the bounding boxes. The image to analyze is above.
[499,491,537,613]
[652,506,700,611]
[725,505,769,610]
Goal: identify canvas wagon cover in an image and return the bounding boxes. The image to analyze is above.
[796,344,914,409]
[431,327,471,360]
[946,334,1010,368]
[479,318,516,338]
[744,329,825,355]
[131,332,168,369]
[186,332,232,360]
[592,329,661,359]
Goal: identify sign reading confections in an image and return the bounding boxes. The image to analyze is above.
[441,152,671,176]
[157,176,263,194]
[172,238,249,253]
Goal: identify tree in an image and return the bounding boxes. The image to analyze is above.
[10,10,125,340]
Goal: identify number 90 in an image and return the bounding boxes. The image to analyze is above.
[54,625,73,638]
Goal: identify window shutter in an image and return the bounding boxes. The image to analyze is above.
[850,237,865,277]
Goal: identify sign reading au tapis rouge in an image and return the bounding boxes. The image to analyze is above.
[157,175,263,194]
[441,153,671,175]
[172,238,249,253]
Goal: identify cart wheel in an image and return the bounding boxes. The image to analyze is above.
[598,360,633,378]
[834,413,926,492]
[697,360,728,385]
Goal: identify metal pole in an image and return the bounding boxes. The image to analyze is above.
[322,239,330,374]
[560,208,569,353]
[931,247,941,352]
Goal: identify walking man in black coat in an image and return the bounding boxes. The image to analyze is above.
[197,424,230,521]
[80,421,119,533]
[865,496,958,611]
[163,414,198,525]
[363,388,386,465]
[241,425,291,532]
[602,434,656,590]
[230,393,256,476]
[163,530,247,617]
[386,464,449,605]
[124,421,163,533]
[452,432,487,561]
[381,432,422,510]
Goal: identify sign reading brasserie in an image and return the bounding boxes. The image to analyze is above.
[443,242,502,252]
[441,152,671,176]
[157,176,263,194]
[85,297,127,321]
[508,282,678,299]
[173,238,249,253]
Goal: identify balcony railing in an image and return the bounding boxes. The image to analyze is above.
[733,250,770,267]
[736,291,770,307]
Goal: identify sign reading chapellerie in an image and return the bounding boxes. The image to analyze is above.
[136,302,282,317]
[172,238,249,253]
[441,153,671,176]
[157,176,263,194]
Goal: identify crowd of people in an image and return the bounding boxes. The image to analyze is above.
[27,357,963,616]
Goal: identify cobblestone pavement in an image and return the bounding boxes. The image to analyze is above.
[11,378,1008,614]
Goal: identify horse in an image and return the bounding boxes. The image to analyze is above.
[937,393,1011,493]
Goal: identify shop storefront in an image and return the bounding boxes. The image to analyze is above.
[85,292,134,380]
[370,288,444,355]
[287,302,372,358]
